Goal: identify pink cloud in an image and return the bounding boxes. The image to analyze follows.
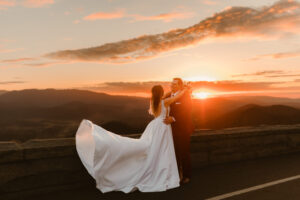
[249,49,300,60]
[0,0,15,9]
[1,57,35,63]
[73,20,80,24]
[83,9,194,22]
[202,0,218,6]
[130,11,195,22]
[22,0,54,8]
[0,47,24,53]
[83,10,125,20]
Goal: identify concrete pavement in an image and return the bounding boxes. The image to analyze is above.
[27,152,300,200]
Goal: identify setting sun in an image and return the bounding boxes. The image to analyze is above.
[193,92,211,99]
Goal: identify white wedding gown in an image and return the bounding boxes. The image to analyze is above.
[75,99,180,193]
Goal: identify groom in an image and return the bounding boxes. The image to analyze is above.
[163,78,194,184]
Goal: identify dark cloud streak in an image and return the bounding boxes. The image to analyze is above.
[250,49,300,60]
[0,81,27,85]
[232,70,285,77]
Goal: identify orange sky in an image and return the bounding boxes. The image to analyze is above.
[1,0,300,98]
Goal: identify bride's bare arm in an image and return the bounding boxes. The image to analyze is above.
[164,88,187,107]
[148,100,154,116]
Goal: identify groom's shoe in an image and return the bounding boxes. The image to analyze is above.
[179,177,183,185]
[182,177,190,185]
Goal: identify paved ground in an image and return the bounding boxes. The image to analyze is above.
[29,153,300,200]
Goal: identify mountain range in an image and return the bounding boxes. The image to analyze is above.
[1,88,300,142]
[0,90,7,96]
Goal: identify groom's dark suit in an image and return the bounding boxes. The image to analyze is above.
[167,90,194,179]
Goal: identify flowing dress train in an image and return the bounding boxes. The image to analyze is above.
[75,99,180,193]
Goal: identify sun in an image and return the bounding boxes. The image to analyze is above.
[183,76,217,99]
[193,92,211,99]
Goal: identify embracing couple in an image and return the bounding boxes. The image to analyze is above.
[75,77,194,193]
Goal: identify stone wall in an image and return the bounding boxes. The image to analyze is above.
[1,124,300,199]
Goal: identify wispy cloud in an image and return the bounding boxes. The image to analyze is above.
[22,0,54,8]
[191,80,284,91]
[83,9,194,22]
[73,20,80,24]
[1,57,35,63]
[0,80,27,85]
[130,11,195,22]
[266,73,300,78]
[83,9,125,20]
[0,0,54,9]
[232,70,300,78]
[202,0,218,6]
[249,49,300,60]
[78,80,287,95]
[45,0,300,64]
[64,11,70,16]
[0,56,68,68]
[23,60,67,67]
[0,47,24,53]
[80,81,170,94]
[0,0,15,10]
[232,70,286,77]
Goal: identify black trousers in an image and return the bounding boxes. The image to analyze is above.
[172,129,192,179]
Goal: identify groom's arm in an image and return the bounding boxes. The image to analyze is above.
[164,92,190,124]
[162,91,171,99]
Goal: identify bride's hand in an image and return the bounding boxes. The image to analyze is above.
[163,116,174,125]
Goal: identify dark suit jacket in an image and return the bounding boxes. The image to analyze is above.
[166,91,194,136]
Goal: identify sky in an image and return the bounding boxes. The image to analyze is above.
[1,0,300,98]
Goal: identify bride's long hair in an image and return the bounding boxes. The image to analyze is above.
[150,85,164,116]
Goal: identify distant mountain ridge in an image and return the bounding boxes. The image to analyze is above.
[206,104,300,129]
[0,89,152,141]
[222,95,300,109]
[0,88,147,108]
[1,88,300,141]
[2,89,300,126]
[0,90,7,96]
[2,88,300,108]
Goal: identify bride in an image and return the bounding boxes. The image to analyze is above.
[75,84,188,193]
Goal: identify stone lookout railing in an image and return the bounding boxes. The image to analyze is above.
[1,124,300,199]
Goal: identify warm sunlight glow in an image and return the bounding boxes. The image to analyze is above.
[193,92,211,99]
[184,76,217,82]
